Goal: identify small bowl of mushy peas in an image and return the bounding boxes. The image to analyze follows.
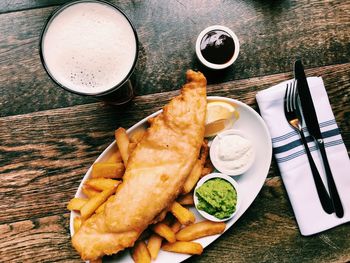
[194,173,240,222]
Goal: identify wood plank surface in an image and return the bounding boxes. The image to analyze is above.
[1,177,350,263]
[1,1,349,262]
[0,1,64,14]
[0,0,349,116]
[0,63,349,225]
[0,213,80,262]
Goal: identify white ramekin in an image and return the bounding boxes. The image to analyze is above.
[195,25,240,70]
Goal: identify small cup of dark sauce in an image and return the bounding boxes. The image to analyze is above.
[196,25,240,70]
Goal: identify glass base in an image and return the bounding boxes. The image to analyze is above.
[98,80,134,106]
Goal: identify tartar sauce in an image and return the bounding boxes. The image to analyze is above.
[214,134,253,172]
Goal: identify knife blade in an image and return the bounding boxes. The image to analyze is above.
[294,61,322,139]
[294,60,344,218]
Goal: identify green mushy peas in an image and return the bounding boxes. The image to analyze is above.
[196,178,237,219]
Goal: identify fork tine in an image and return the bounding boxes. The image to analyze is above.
[288,83,293,111]
[291,80,297,111]
[287,82,292,112]
[294,79,298,109]
[284,82,289,113]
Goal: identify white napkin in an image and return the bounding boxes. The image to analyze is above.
[256,77,350,236]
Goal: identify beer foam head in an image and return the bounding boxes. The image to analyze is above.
[41,2,137,95]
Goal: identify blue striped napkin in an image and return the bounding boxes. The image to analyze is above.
[256,77,350,236]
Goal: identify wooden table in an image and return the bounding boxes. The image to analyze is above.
[0,0,349,262]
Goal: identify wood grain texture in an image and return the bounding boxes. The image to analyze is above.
[0,63,348,226]
[0,0,349,116]
[1,1,349,262]
[0,213,80,262]
[1,177,350,263]
[0,1,65,14]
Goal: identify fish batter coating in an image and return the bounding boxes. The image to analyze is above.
[72,70,207,260]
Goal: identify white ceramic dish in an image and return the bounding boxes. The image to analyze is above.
[193,173,241,222]
[70,96,272,263]
[210,129,255,176]
[195,25,240,70]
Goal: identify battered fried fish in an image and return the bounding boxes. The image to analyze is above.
[72,70,207,260]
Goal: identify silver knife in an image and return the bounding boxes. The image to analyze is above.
[294,60,344,218]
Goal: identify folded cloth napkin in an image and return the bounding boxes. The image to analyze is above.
[256,77,350,236]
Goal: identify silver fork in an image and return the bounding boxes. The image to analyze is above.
[284,80,334,214]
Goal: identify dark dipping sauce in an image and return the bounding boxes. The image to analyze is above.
[200,30,235,65]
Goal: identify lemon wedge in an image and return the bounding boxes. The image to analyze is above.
[205,101,239,137]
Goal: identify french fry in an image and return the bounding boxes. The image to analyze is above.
[91,162,125,179]
[130,129,146,143]
[201,167,213,177]
[82,186,100,198]
[152,223,176,243]
[147,234,163,260]
[106,148,122,163]
[199,140,213,177]
[73,217,82,233]
[200,140,209,166]
[204,155,214,167]
[95,195,115,214]
[176,221,226,241]
[115,127,130,165]
[162,241,203,255]
[90,259,102,263]
[131,240,151,263]
[95,202,106,214]
[177,192,194,206]
[154,209,169,224]
[128,142,137,155]
[80,186,117,220]
[170,219,182,234]
[170,202,195,226]
[85,178,121,191]
[202,155,214,176]
[67,197,88,211]
[182,160,202,194]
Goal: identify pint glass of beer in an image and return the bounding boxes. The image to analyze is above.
[40,0,138,105]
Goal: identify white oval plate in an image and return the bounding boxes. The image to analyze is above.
[70,96,272,262]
